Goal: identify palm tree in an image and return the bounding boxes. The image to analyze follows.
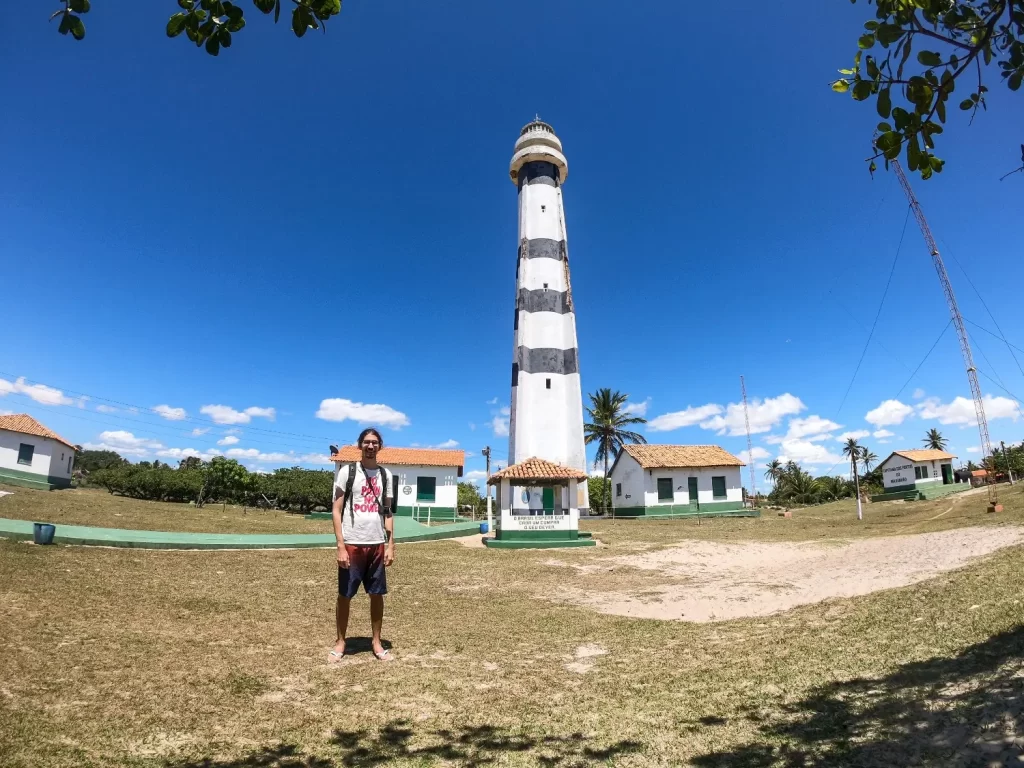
[860,448,878,474]
[584,389,647,513]
[764,459,783,486]
[779,469,822,505]
[923,428,948,450]
[819,475,851,501]
[842,437,863,520]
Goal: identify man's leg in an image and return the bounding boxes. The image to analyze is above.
[369,594,385,655]
[334,595,351,655]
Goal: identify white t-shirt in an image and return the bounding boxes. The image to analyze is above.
[334,463,392,545]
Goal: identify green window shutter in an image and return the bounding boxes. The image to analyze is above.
[416,476,436,502]
[657,478,673,501]
[17,444,34,466]
[712,476,727,499]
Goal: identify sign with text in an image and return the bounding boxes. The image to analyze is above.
[883,461,914,488]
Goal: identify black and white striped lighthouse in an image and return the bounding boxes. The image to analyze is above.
[507,119,589,512]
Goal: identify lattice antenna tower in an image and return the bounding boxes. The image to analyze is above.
[741,375,757,505]
[892,160,1000,511]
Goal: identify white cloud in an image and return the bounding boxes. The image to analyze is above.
[784,415,842,440]
[463,469,488,485]
[873,429,894,438]
[0,409,12,416]
[647,403,724,432]
[865,399,915,427]
[153,404,187,421]
[500,406,511,416]
[430,439,459,449]
[84,430,163,458]
[96,404,119,414]
[225,448,298,463]
[156,446,222,462]
[76,396,89,409]
[200,404,277,425]
[191,427,210,437]
[623,397,651,417]
[492,415,509,437]
[700,394,806,436]
[468,422,477,431]
[912,388,926,400]
[314,398,409,428]
[836,430,871,442]
[298,453,333,465]
[917,395,1020,426]
[0,376,73,406]
[734,446,771,464]
[486,397,498,406]
[217,435,240,446]
[967,446,980,454]
[776,439,846,467]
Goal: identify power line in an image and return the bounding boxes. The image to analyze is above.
[964,318,1024,357]
[894,318,953,400]
[834,204,912,418]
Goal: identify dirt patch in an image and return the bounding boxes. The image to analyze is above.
[564,643,608,674]
[546,525,1024,622]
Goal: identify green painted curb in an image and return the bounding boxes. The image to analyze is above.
[483,537,596,549]
[0,517,480,550]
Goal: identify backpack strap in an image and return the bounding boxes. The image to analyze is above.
[345,462,356,518]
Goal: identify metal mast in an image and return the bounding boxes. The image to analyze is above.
[740,375,757,507]
[891,160,1000,511]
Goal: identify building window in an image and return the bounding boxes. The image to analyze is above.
[417,476,436,503]
[915,465,929,480]
[68,456,73,473]
[712,476,727,499]
[17,444,34,466]
[656,477,673,501]
[616,483,622,497]
[545,378,551,389]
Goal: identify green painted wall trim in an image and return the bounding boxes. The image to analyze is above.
[870,490,921,503]
[884,482,917,492]
[612,501,747,518]
[396,505,458,520]
[484,537,595,549]
[495,528,580,541]
[0,467,71,491]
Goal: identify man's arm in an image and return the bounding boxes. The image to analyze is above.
[383,496,395,566]
[332,486,349,568]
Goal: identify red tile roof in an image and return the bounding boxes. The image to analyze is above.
[621,444,744,468]
[892,449,957,462]
[329,446,464,468]
[487,457,588,484]
[0,414,76,448]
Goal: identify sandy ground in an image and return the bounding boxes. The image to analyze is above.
[544,525,1024,622]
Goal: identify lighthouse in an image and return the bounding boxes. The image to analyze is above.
[506,118,589,514]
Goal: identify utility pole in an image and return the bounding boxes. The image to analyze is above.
[482,446,493,534]
[892,159,1002,512]
[740,376,757,509]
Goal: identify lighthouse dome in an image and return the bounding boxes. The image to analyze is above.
[509,118,568,186]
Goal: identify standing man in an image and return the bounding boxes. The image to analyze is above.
[330,427,395,662]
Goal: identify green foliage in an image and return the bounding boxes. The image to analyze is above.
[584,389,646,513]
[74,448,128,473]
[457,482,486,516]
[765,460,854,506]
[923,428,949,450]
[838,0,1024,179]
[90,460,333,512]
[588,476,610,513]
[53,0,342,55]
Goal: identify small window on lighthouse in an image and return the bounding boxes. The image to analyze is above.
[543,282,548,289]
[541,205,546,212]
[546,379,551,389]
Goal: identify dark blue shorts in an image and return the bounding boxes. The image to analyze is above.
[338,543,387,598]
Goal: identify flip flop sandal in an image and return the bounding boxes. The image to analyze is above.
[373,648,394,662]
[328,649,346,661]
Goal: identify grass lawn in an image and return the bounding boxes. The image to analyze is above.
[1,486,1022,766]
[0,485,320,535]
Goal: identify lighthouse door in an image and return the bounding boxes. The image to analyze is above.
[541,487,555,514]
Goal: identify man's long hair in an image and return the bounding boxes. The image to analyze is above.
[357,428,384,448]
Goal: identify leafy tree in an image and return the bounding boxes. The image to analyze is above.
[819,475,853,501]
[178,456,203,471]
[74,448,127,473]
[47,0,342,54]
[583,389,647,514]
[457,482,486,517]
[836,0,1024,179]
[764,459,784,486]
[923,428,949,449]
[843,437,864,517]
[588,476,610,514]
[861,448,879,473]
[198,456,249,507]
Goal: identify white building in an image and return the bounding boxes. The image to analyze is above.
[330,446,465,521]
[877,449,957,495]
[608,445,748,517]
[506,118,589,513]
[0,414,76,490]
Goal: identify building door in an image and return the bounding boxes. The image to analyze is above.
[687,477,699,511]
[941,464,953,485]
[542,487,555,514]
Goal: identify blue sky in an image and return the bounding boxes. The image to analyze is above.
[2,1,1023,486]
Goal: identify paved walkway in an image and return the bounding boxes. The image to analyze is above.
[0,516,481,550]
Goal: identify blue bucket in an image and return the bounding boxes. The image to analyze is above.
[33,523,56,545]
[479,522,489,534]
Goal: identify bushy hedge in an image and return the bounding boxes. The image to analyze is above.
[90,461,333,513]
